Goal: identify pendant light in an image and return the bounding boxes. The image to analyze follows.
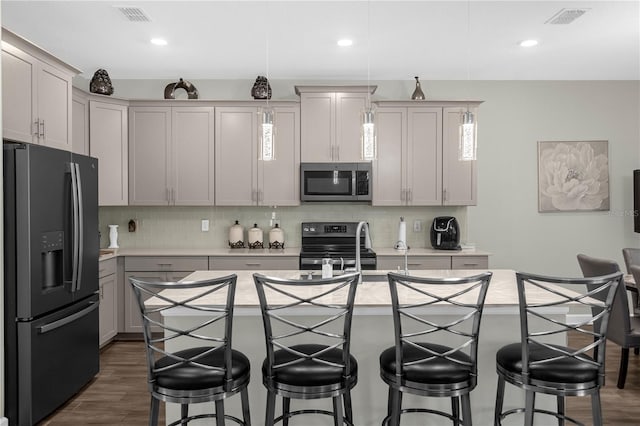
[459,0,477,161]
[259,1,275,161]
[361,0,376,161]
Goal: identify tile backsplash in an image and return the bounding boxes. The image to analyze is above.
[99,205,467,250]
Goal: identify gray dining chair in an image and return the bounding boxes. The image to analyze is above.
[622,248,640,312]
[577,253,640,388]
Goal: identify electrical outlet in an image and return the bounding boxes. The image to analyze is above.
[201,219,209,232]
[413,220,422,232]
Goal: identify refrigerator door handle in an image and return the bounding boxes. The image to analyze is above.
[74,163,84,291]
[37,301,99,334]
[69,162,80,292]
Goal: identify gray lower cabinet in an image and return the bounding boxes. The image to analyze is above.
[209,256,299,271]
[377,254,489,270]
[98,258,118,346]
[123,256,208,333]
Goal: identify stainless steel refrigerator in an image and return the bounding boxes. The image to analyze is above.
[3,141,100,425]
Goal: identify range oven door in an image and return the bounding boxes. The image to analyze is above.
[14,293,99,425]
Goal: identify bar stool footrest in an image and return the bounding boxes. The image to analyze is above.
[498,407,585,426]
[382,407,460,426]
[274,409,354,425]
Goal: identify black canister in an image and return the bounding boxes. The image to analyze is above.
[430,216,461,250]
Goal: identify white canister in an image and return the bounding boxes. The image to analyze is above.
[248,223,264,248]
[268,223,285,248]
[229,220,245,248]
[108,225,119,249]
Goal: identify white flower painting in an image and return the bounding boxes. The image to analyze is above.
[538,140,610,212]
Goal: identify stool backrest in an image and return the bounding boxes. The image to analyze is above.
[129,274,238,389]
[515,271,622,385]
[386,272,492,380]
[632,265,640,290]
[253,272,360,379]
[577,253,630,344]
[622,248,640,274]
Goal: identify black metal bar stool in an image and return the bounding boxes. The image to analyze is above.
[253,272,360,426]
[494,271,622,426]
[129,274,251,426]
[380,271,492,426]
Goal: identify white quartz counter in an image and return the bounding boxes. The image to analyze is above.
[149,269,547,309]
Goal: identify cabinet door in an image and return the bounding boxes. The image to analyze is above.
[2,42,37,143]
[123,271,167,333]
[172,107,215,205]
[98,273,117,346]
[129,107,171,205]
[259,106,300,206]
[37,61,73,151]
[72,89,89,155]
[300,92,334,162]
[215,107,257,205]
[373,107,405,205]
[335,92,367,162]
[407,107,442,205]
[90,101,128,206]
[442,107,477,206]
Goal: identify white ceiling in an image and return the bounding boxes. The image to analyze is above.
[2,1,639,81]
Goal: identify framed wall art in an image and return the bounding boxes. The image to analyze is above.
[537,140,610,212]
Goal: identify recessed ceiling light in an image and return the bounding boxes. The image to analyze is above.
[337,39,353,47]
[151,38,168,46]
[519,39,539,47]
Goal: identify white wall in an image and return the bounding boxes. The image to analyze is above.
[93,78,640,276]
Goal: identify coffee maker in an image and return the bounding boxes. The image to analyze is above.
[430,216,461,250]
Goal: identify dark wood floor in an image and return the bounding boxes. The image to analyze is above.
[39,334,640,425]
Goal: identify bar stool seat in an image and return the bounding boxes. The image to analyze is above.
[380,343,473,386]
[264,343,358,389]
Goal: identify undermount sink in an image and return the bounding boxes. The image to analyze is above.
[299,273,389,283]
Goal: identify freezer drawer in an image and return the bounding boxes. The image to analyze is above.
[15,294,99,425]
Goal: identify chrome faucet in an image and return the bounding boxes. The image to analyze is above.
[353,221,372,275]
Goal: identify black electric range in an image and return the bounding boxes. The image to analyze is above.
[299,222,377,270]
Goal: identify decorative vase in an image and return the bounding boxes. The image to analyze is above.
[411,76,425,100]
[90,69,114,96]
[251,76,272,100]
[108,225,119,249]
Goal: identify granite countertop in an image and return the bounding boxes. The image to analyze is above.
[146,269,561,310]
[100,247,490,260]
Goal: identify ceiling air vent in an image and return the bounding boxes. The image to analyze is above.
[116,6,152,22]
[545,8,589,25]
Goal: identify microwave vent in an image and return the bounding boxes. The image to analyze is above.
[116,6,152,22]
[545,8,589,25]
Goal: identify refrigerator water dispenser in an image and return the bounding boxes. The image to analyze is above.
[41,231,64,290]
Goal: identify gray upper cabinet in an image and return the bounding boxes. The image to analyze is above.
[374,106,442,206]
[90,98,129,206]
[296,86,374,162]
[215,104,300,206]
[442,106,477,206]
[72,87,89,155]
[2,28,78,151]
[373,101,479,206]
[129,104,215,206]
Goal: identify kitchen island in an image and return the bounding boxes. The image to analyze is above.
[150,269,565,426]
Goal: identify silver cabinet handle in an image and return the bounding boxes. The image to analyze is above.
[166,188,171,203]
[443,188,447,202]
[40,120,45,137]
[33,120,39,136]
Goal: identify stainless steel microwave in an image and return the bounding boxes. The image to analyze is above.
[300,162,372,202]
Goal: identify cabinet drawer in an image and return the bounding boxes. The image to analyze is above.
[378,255,451,270]
[98,257,116,278]
[124,256,208,272]
[209,256,299,271]
[451,256,489,270]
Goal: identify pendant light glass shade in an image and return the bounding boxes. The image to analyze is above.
[259,107,275,161]
[459,110,477,161]
[361,108,376,160]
